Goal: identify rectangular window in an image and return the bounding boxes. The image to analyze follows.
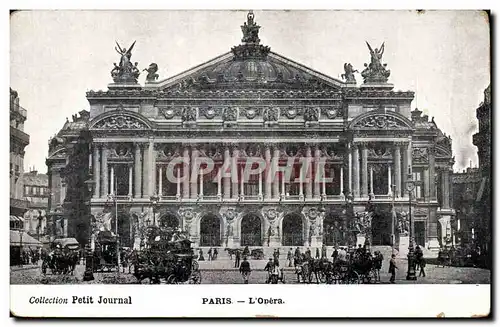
[413,171,423,200]
[24,186,29,196]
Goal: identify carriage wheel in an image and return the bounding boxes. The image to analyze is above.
[192,260,199,271]
[318,271,327,284]
[166,274,178,284]
[349,271,360,284]
[190,271,202,284]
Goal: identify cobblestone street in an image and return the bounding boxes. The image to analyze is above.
[10,258,490,285]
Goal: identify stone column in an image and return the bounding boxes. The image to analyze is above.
[158,166,163,196]
[442,169,450,209]
[258,168,263,200]
[182,147,190,199]
[313,147,321,199]
[93,144,100,199]
[272,147,280,199]
[394,145,401,198]
[339,166,344,196]
[217,164,222,200]
[128,165,133,197]
[369,166,374,196]
[142,143,149,198]
[147,139,154,196]
[191,146,199,199]
[223,147,231,199]
[424,168,430,201]
[110,165,114,195]
[387,165,392,195]
[151,145,157,195]
[305,146,313,199]
[101,145,109,196]
[348,145,352,192]
[429,148,436,200]
[402,143,409,192]
[361,144,368,198]
[352,144,360,198]
[134,143,142,198]
[264,146,271,200]
[232,147,239,199]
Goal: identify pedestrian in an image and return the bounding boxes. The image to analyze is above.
[357,244,363,255]
[276,248,280,259]
[389,254,398,284]
[273,249,279,266]
[264,258,274,283]
[234,250,241,268]
[243,246,250,257]
[198,248,205,261]
[213,248,218,260]
[305,247,311,259]
[321,244,327,258]
[419,257,426,277]
[239,256,251,284]
[294,247,301,260]
[287,248,293,267]
[331,247,338,263]
[315,247,320,259]
[208,247,213,261]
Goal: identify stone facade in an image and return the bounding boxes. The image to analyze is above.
[22,170,49,241]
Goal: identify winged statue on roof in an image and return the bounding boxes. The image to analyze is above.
[111,41,140,83]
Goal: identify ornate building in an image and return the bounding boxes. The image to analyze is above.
[10,88,30,228]
[59,13,455,253]
[472,84,491,254]
[22,169,49,242]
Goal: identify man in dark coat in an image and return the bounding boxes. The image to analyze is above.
[234,250,241,268]
[321,244,327,259]
[213,248,218,260]
[239,256,251,284]
[419,257,426,277]
[389,254,398,284]
[264,258,274,283]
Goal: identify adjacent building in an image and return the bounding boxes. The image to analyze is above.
[22,169,49,242]
[452,167,481,246]
[472,84,491,254]
[10,88,30,228]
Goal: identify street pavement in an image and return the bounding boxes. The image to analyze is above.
[10,258,491,285]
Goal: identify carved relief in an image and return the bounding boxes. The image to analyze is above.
[261,207,279,222]
[243,107,260,119]
[368,145,392,159]
[304,107,319,122]
[223,107,238,121]
[199,107,221,119]
[220,207,237,222]
[157,145,180,160]
[321,107,341,119]
[323,146,344,160]
[94,114,148,130]
[282,107,299,119]
[109,144,133,160]
[178,207,197,222]
[302,206,319,222]
[159,107,181,120]
[182,107,197,122]
[412,147,429,162]
[353,115,403,129]
[263,107,279,122]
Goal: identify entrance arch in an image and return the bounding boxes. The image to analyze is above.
[323,214,344,246]
[200,214,221,246]
[117,213,131,248]
[240,213,262,246]
[159,213,180,229]
[282,213,303,246]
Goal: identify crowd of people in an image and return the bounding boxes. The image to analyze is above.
[10,247,41,266]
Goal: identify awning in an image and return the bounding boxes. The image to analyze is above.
[10,216,23,222]
[10,230,42,247]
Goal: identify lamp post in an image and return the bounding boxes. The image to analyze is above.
[344,192,354,247]
[405,168,417,281]
[150,194,160,227]
[19,229,24,266]
[83,178,95,281]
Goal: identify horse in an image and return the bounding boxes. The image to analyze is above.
[224,248,240,260]
[293,254,310,283]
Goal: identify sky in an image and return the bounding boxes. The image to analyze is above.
[10,10,490,174]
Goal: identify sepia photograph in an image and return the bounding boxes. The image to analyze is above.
[8,8,491,318]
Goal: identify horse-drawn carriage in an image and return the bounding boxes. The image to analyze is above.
[92,231,119,272]
[41,238,80,275]
[132,226,201,284]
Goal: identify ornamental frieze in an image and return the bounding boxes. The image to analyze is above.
[368,146,392,159]
[93,114,148,130]
[304,107,319,122]
[242,107,261,119]
[353,115,401,129]
[281,107,300,119]
[223,107,238,121]
[321,107,342,119]
[182,107,197,122]
[199,107,222,119]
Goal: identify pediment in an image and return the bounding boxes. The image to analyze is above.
[348,110,414,131]
[90,111,153,130]
[144,50,345,93]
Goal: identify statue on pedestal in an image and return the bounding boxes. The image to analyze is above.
[361,41,391,84]
[111,41,140,84]
[144,63,159,82]
[341,63,358,83]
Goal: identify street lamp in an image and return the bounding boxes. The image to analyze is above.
[344,192,354,247]
[405,167,417,281]
[83,178,95,281]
